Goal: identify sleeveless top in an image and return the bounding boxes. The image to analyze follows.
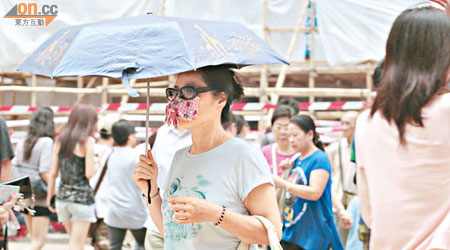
[57,153,94,205]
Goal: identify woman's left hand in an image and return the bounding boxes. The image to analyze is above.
[272,175,286,189]
[168,197,222,224]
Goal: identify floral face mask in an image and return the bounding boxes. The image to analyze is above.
[165,96,200,127]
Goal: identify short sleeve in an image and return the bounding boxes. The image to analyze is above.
[0,116,14,162]
[38,137,53,173]
[311,151,332,174]
[261,144,272,165]
[12,140,24,165]
[237,146,274,201]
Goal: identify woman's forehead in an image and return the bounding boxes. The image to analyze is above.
[288,122,301,130]
[174,71,206,88]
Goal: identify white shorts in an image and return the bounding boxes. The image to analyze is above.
[55,199,96,223]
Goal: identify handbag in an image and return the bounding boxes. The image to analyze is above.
[2,176,33,200]
[272,144,300,219]
[236,215,283,250]
[12,162,47,199]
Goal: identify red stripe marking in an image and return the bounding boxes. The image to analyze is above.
[137,103,151,110]
[263,104,277,110]
[327,102,346,111]
[0,106,13,111]
[230,103,246,111]
[28,106,38,112]
[106,103,121,111]
[298,102,311,111]
[57,107,72,112]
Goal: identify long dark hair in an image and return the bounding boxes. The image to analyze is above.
[24,107,55,161]
[371,7,450,144]
[290,114,324,151]
[198,65,244,123]
[58,103,98,157]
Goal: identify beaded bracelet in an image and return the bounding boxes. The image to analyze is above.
[214,205,226,226]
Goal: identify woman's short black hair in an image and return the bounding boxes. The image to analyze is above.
[271,105,295,125]
[278,98,299,115]
[198,65,244,123]
[112,119,136,146]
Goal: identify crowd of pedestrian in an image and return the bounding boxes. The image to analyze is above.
[0,3,448,250]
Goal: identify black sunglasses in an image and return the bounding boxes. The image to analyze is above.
[165,86,215,101]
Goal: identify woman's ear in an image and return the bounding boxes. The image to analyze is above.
[217,93,228,109]
[307,130,314,140]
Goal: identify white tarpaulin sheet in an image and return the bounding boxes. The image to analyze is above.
[0,0,424,72]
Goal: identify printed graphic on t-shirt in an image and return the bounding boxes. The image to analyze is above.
[284,164,308,228]
[163,174,212,242]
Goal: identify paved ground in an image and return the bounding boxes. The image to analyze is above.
[8,231,136,249]
[8,242,95,250]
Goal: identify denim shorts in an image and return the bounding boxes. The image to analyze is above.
[55,199,96,223]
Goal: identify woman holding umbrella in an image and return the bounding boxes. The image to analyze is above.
[132,65,282,249]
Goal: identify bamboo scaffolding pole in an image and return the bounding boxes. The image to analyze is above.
[31,74,37,106]
[272,0,310,104]
[106,80,169,88]
[366,66,374,101]
[77,76,83,101]
[101,78,109,105]
[259,0,270,130]
[157,0,167,15]
[309,1,316,68]
[308,1,316,105]
[239,65,377,75]
[290,61,328,66]
[0,85,376,98]
[79,77,97,101]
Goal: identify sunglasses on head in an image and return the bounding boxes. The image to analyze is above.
[165,86,215,101]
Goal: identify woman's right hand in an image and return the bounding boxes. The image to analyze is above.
[132,150,159,196]
[279,159,291,170]
[46,196,56,213]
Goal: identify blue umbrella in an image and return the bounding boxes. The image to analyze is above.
[18,14,288,97]
[18,15,289,200]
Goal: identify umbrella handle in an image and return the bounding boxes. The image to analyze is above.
[146,78,152,204]
[147,180,151,204]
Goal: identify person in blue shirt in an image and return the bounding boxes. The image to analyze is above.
[273,114,343,250]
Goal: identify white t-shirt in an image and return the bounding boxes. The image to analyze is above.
[13,137,53,207]
[90,143,112,219]
[161,137,273,250]
[136,124,192,230]
[104,146,149,229]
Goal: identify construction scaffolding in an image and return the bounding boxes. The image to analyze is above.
[0,0,378,128]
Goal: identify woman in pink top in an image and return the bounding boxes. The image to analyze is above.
[262,105,298,177]
[355,7,450,250]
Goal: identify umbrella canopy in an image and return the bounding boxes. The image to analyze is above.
[18,14,288,97]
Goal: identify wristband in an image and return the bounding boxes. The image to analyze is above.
[214,205,226,226]
[285,183,292,192]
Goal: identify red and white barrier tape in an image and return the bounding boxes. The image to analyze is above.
[0,101,369,114]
